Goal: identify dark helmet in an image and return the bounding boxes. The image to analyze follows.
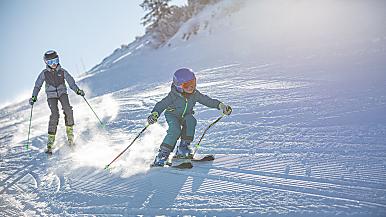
[44,50,59,61]
[44,50,59,67]
[173,68,196,92]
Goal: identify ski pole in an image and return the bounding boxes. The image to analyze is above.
[193,114,225,156]
[82,96,106,128]
[104,124,150,170]
[25,104,34,150]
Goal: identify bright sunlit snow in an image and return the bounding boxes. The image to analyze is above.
[1,0,386,216]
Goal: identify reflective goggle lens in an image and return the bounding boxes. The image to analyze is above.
[46,58,59,66]
[180,79,196,89]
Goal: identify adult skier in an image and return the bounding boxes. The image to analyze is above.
[147,68,232,166]
[29,50,85,154]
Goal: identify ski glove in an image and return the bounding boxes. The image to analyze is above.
[76,89,85,96]
[29,96,37,106]
[219,102,232,115]
[147,111,159,125]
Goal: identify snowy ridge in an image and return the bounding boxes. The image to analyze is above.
[1,0,386,216]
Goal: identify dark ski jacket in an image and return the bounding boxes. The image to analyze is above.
[32,65,79,98]
[152,85,221,118]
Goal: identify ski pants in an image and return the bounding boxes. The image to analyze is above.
[161,112,197,150]
[47,94,74,134]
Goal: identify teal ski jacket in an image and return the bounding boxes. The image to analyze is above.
[152,85,221,118]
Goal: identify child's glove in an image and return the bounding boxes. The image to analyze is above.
[29,96,37,106]
[219,102,232,115]
[147,111,159,125]
[76,89,85,96]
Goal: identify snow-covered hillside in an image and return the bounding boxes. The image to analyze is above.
[1,0,386,216]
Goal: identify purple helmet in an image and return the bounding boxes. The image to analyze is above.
[173,68,196,92]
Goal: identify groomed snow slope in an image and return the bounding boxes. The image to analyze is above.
[1,0,386,216]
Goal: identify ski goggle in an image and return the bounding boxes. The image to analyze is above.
[46,58,59,66]
[180,79,196,90]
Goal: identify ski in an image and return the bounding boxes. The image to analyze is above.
[171,161,193,169]
[192,154,215,162]
[173,154,215,162]
[151,161,193,169]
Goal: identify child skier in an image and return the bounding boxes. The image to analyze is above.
[147,68,232,166]
[29,50,85,154]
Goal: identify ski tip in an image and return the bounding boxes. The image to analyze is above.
[172,162,193,169]
[192,154,215,161]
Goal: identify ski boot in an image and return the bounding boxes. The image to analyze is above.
[175,140,193,159]
[45,133,55,155]
[66,125,74,146]
[152,145,172,167]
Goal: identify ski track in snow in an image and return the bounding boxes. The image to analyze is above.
[1,63,386,216]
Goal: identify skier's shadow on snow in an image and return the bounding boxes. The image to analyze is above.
[127,158,215,212]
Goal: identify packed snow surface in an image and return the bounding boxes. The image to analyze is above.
[1,0,386,216]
